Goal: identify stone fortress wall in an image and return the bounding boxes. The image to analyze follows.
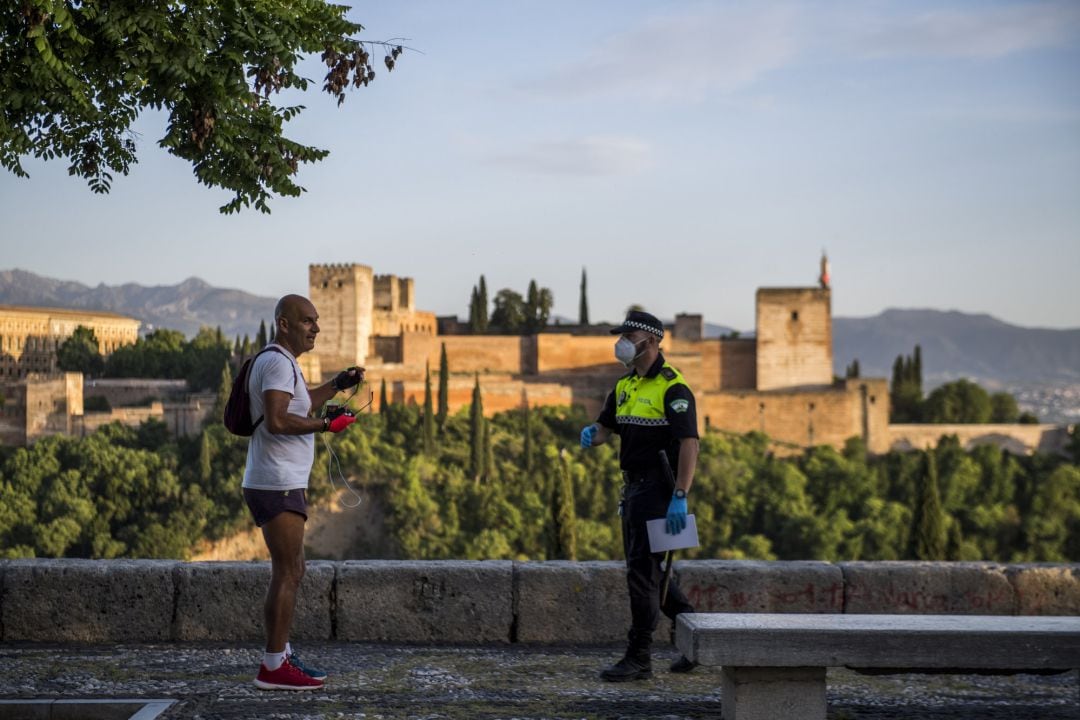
[1,559,1076,644]
[889,423,1072,456]
[307,262,952,455]
[0,372,82,445]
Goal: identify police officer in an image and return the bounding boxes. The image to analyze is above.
[580,310,698,681]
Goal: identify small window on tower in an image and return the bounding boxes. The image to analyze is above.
[791,310,799,322]
[337,281,343,288]
[322,281,329,289]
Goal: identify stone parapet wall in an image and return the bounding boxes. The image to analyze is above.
[1,560,1075,645]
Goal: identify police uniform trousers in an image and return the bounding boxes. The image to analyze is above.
[621,468,695,652]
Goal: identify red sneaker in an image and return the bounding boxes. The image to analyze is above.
[254,660,325,690]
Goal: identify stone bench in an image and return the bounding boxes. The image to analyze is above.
[675,613,1080,720]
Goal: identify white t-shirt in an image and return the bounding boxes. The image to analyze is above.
[241,344,314,490]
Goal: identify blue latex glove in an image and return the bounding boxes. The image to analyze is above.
[580,424,598,449]
[666,495,688,535]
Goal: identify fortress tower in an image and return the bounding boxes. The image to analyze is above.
[309,264,374,371]
[309,263,436,375]
[755,287,833,391]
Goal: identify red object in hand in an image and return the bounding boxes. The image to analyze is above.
[327,413,356,433]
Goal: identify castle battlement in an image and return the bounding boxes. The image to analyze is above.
[310,262,372,271]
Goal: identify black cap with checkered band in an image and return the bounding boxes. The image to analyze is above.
[609,310,664,339]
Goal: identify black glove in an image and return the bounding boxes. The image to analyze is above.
[333,367,363,391]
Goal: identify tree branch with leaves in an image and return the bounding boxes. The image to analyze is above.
[1,0,410,213]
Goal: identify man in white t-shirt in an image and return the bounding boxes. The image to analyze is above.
[243,294,364,691]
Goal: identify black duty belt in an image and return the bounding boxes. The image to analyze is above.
[621,468,660,484]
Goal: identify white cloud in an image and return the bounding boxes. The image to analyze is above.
[487,135,654,176]
[520,4,800,103]
[849,1,1080,59]
[517,2,1080,106]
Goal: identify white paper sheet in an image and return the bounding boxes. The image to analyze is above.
[646,514,699,553]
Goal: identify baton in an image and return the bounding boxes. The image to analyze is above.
[658,449,677,607]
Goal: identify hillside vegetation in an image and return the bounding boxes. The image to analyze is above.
[2,402,1077,562]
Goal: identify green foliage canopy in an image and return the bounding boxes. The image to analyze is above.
[56,325,103,375]
[104,325,231,391]
[2,0,404,213]
[923,379,993,424]
[2,403,1075,563]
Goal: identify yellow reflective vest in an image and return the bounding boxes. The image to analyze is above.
[614,361,691,429]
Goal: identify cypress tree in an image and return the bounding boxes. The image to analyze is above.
[241,334,252,358]
[913,449,947,560]
[437,343,449,428]
[525,279,540,334]
[198,430,214,485]
[379,378,389,414]
[469,374,484,480]
[579,267,589,326]
[423,361,435,455]
[478,275,489,332]
[211,360,232,421]
[551,449,577,560]
[233,335,241,357]
[522,395,534,473]
[482,416,494,480]
[891,349,925,423]
[268,322,276,343]
[946,518,964,561]
[256,320,267,349]
[468,285,479,333]
[913,344,923,394]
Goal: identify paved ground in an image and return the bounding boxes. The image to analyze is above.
[0,642,1076,719]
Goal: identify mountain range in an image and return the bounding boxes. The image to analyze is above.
[0,269,276,341]
[2,269,1078,386]
[832,310,1080,385]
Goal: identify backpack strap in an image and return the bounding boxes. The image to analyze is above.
[257,345,298,387]
[250,345,299,431]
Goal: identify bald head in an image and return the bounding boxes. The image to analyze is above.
[273,294,319,356]
[275,294,313,324]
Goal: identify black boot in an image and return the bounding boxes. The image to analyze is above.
[668,655,697,673]
[600,644,652,682]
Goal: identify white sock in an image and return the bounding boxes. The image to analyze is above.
[285,642,293,657]
[263,650,287,671]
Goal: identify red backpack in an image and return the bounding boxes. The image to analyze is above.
[223,346,297,436]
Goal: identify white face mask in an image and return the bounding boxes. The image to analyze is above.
[615,336,647,367]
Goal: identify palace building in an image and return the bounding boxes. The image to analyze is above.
[0,305,140,379]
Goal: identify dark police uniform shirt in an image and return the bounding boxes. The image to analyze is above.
[596,353,699,475]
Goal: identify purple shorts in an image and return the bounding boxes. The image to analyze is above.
[243,488,308,527]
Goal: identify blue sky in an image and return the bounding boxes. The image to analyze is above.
[1,0,1078,331]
